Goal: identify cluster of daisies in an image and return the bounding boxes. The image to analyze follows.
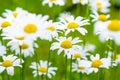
[0,0,120,79]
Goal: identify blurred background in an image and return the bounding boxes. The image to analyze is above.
[0,0,120,80]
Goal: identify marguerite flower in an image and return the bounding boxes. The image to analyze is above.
[60,16,89,36]
[72,0,88,5]
[30,60,57,78]
[90,0,111,13]
[72,46,87,60]
[94,20,120,45]
[0,55,23,76]
[50,37,82,58]
[72,59,91,74]
[90,11,110,22]
[88,54,111,73]
[42,0,65,7]
[108,52,120,66]
[58,12,72,21]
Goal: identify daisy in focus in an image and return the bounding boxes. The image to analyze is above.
[50,37,82,58]
[30,60,57,78]
[90,0,111,13]
[72,59,91,74]
[0,55,23,76]
[72,0,88,5]
[42,0,65,7]
[88,54,111,73]
[94,20,120,45]
[60,16,89,36]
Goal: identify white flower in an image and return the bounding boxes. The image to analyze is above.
[90,0,111,13]
[0,55,23,76]
[108,52,120,66]
[0,17,13,30]
[30,60,57,78]
[72,0,88,5]
[72,59,91,74]
[83,43,96,52]
[50,37,82,58]
[0,42,6,56]
[72,46,87,60]
[88,54,111,73]
[39,20,60,41]
[7,40,35,57]
[94,20,120,45]
[59,16,89,36]
[42,0,65,7]
[90,11,110,22]
[2,7,29,19]
[58,12,72,21]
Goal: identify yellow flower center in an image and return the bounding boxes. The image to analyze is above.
[49,0,56,2]
[2,60,13,67]
[24,24,38,34]
[79,0,83,2]
[13,12,18,17]
[1,21,11,28]
[15,36,25,40]
[46,26,55,31]
[38,67,47,73]
[98,14,107,21]
[21,43,29,49]
[92,59,103,68]
[96,2,102,10]
[74,53,81,59]
[60,40,72,49]
[67,22,79,29]
[108,20,120,31]
[78,66,85,70]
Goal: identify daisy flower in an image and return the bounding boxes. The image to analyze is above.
[90,0,111,13]
[30,60,57,78]
[0,42,6,56]
[39,20,61,41]
[2,7,29,19]
[94,20,120,45]
[108,52,120,66]
[0,17,13,30]
[72,0,89,5]
[83,43,96,52]
[72,59,91,74]
[42,0,65,7]
[90,11,110,22]
[58,12,73,21]
[6,14,43,41]
[60,16,89,36]
[50,37,82,58]
[72,46,87,60]
[7,39,35,57]
[88,54,111,73]
[0,55,23,76]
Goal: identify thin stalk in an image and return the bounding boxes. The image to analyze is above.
[19,46,23,80]
[65,56,68,80]
[86,0,90,18]
[34,48,40,80]
[79,72,82,80]
[70,55,72,80]
[46,42,51,80]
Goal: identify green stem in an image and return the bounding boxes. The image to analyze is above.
[34,48,39,80]
[19,46,23,80]
[46,42,51,80]
[65,56,68,80]
[70,55,72,80]
[86,0,90,18]
[80,73,82,80]
[77,4,80,16]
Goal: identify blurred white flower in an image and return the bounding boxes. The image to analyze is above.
[72,0,89,5]
[30,60,57,78]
